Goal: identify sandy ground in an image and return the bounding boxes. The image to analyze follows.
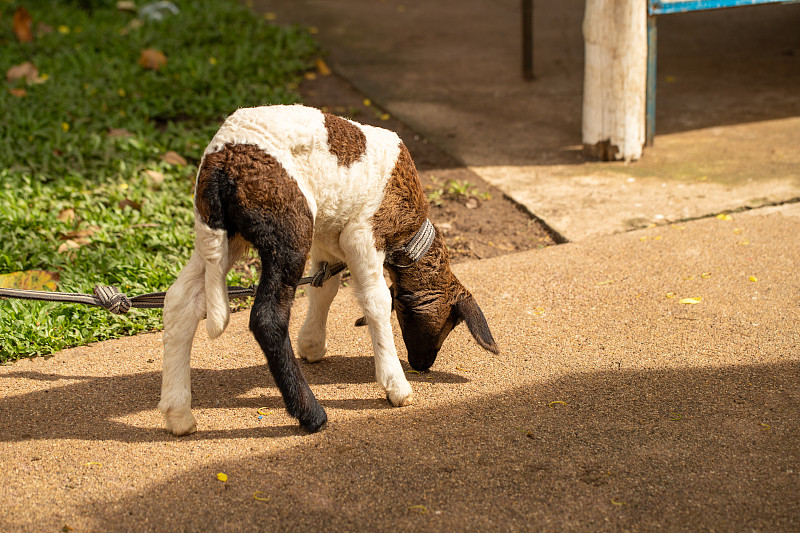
[2,1,799,530]
[2,209,798,531]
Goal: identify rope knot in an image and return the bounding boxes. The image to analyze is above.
[93,285,132,315]
[310,262,331,288]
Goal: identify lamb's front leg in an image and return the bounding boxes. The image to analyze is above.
[298,253,341,363]
[341,225,413,407]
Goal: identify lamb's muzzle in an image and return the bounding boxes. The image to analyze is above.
[159,105,498,435]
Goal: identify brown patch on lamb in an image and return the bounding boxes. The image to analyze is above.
[324,113,367,167]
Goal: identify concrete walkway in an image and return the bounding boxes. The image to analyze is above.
[2,1,799,531]
[255,0,800,241]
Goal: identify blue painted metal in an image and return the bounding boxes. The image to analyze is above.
[646,17,658,146]
[644,0,798,146]
[649,0,799,16]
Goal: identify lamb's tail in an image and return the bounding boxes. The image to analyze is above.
[194,213,231,339]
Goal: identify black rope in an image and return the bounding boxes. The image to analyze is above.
[0,217,435,315]
[0,262,348,315]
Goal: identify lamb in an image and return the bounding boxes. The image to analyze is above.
[158,105,498,435]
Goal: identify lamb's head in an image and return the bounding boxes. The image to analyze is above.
[366,142,497,370]
[386,230,498,371]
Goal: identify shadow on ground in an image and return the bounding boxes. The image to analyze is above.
[49,360,800,531]
[0,357,468,443]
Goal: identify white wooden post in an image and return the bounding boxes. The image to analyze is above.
[582,0,647,161]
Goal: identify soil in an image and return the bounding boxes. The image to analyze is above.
[298,72,560,263]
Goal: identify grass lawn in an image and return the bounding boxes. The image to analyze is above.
[0,0,319,361]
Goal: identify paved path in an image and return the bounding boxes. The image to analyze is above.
[2,1,799,531]
[2,209,799,531]
[255,0,800,241]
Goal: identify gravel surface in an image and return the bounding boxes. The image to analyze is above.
[2,209,798,531]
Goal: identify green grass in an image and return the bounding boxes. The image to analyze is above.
[0,0,319,361]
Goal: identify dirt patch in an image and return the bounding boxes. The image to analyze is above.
[299,73,560,263]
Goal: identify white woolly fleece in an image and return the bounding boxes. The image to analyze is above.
[195,105,403,341]
[200,105,402,227]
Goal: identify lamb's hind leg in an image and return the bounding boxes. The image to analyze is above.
[159,251,206,436]
[298,251,341,363]
[250,244,327,432]
[160,236,249,436]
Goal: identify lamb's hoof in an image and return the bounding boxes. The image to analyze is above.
[299,404,328,433]
[162,408,198,436]
[298,339,327,363]
[386,383,414,407]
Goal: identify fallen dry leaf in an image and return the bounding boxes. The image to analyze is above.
[162,151,187,166]
[679,297,702,305]
[116,1,137,12]
[13,7,34,43]
[119,198,143,211]
[6,61,42,84]
[143,169,165,188]
[138,48,167,70]
[316,58,331,76]
[60,226,100,240]
[58,239,85,253]
[9,88,27,97]
[108,128,133,138]
[36,22,54,35]
[0,270,59,291]
[57,208,76,223]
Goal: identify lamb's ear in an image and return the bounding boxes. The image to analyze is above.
[455,296,499,354]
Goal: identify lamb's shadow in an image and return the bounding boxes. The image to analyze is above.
[0,355,468,443]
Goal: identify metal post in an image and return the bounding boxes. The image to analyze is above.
[522,0,534,80]
[645,15,657,146]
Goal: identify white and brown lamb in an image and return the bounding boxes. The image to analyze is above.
[159,105,498,435]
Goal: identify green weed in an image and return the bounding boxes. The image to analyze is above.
[0,0,318,361]
[427,177,492,206]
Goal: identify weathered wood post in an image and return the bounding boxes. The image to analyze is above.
[582,0,648,161]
